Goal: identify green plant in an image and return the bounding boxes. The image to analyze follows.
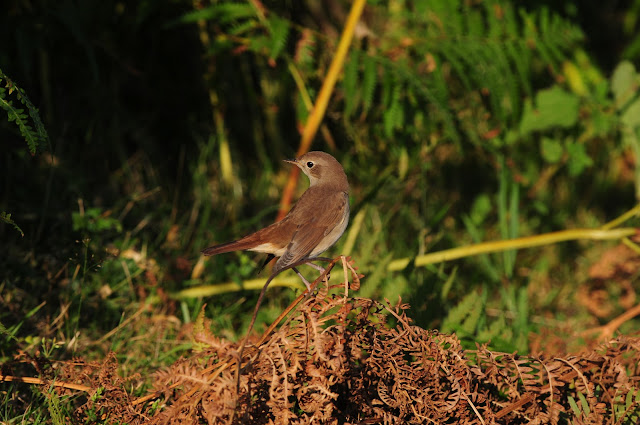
[0,68,49,155]
[0,68,50,237]
[2,0,640,421]
[0,211,23,237]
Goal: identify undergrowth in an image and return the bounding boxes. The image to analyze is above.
[6,258,640,424]
[2,0,640,423]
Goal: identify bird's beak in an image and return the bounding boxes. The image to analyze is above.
[283,158,298,165]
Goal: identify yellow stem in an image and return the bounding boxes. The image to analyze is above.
[296,0,366,156]
[387,227,637,271]
[278,0,367,219]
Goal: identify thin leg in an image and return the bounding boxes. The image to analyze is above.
[292,267,312,290]
[304,260,331,281]
[305,262,326,273]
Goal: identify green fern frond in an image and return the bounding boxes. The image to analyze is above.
[383,85,402,138]
[229,19,259,37]
[177,2,255,24]
[361,55,377,115]
[341,52,378,120]
[338,1,584,147]
[216,2,256,22]
[380,68,394,111]
[343,49,360,118]
[441,290,485,334]
[180,2,293,65]
[1,212,24,237]
[267,16,289,61]
[0,69,49,155]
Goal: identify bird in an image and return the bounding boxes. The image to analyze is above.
[201,151,350,288]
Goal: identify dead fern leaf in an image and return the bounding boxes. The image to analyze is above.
[22,256,639,424]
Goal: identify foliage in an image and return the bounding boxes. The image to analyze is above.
[0,68,49,155]
[1,0,640,422]
[14,275,640,424]
[0,211,23,237]
[0,68,49,236]
[612,61,640,198]
[71,207,123,234]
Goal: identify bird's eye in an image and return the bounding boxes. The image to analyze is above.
[306,161,314,168]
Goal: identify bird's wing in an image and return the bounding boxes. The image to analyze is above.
[273,191,348,273]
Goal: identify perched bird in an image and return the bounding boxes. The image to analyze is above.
[202,151,350,287]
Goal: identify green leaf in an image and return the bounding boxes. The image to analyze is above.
[519,86,580,134]
[72,208,123,233]
[611,61,637,107]
[343,49,359,118]
[577,391,591,416]
[1,211,24,237]
[540,137,563,163]
[383,86,402,138]
[441,291,484,334]
[589,107,614,137]
[267,16,289,61]
[176,3,255,24]
[229,20,259,36]
[248,35,270,55]
[566,141,593,176]
[621,98,640,129]
[361,55,377,114]
[470,194,492,224]
[0,69,49,154]
[568,395,581,416]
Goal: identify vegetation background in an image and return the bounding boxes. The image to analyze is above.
[2,0,640,421]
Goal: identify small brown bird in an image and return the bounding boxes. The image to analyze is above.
[202,151,350,287]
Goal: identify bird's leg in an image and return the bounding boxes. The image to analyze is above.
[292,258,334,289]
[305,262,326,272]
[304,259,331,281]
[292,267,312,290]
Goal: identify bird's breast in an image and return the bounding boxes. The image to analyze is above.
[309,200,350,257]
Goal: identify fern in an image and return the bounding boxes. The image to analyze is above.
[179,1,583,152]
[338,0,583,148]
[361,55,377,115]
[179,2,290,62]
[0,212,24,237]
[177,2,254,24]
[0,69,50,238]
[0,68,49,155]
[383,85,403,138]
[343,48,360,118]
[441,291,482,333]
[267,15,289,61]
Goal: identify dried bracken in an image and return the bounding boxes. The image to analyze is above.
[36,257,640,424]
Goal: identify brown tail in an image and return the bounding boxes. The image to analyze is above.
[201,238,257,256]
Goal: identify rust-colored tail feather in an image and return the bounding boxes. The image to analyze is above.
[201,238,256,256]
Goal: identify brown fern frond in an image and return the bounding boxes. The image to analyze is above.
[26,256,640,424]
